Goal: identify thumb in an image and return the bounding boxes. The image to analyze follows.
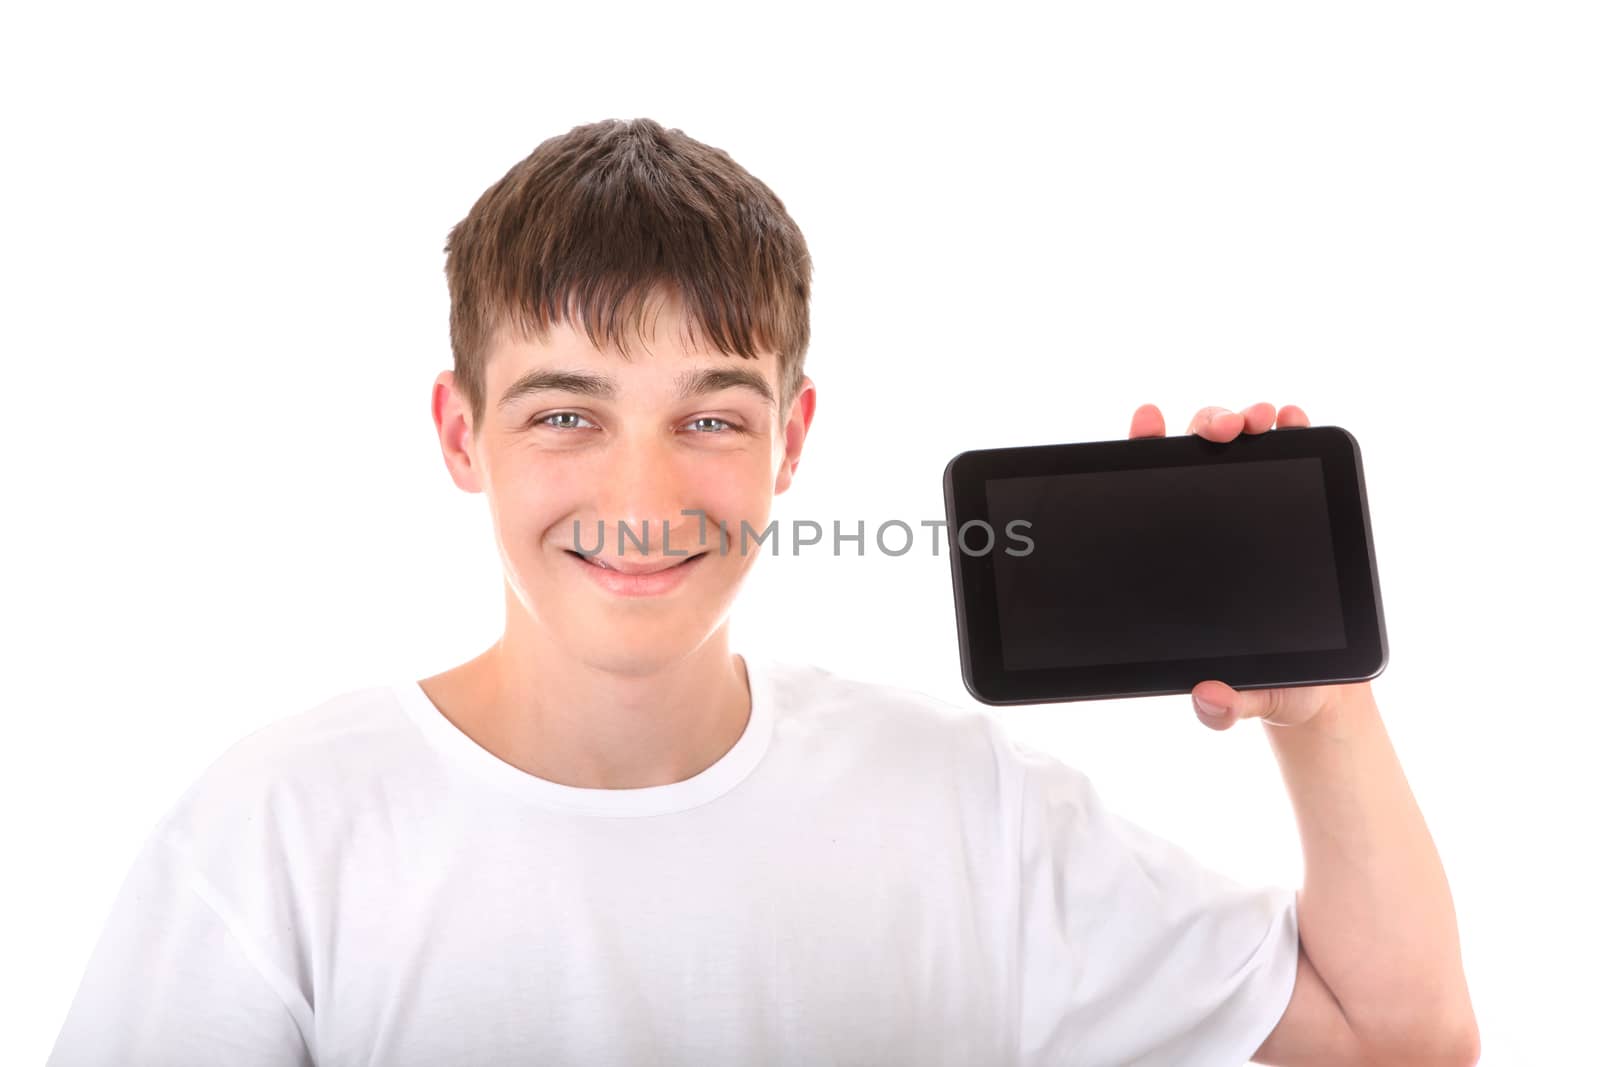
[1192,681,1283,730]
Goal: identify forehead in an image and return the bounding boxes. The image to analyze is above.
[485,310,779,412]
[485,296,778,390]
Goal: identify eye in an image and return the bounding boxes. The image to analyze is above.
[686,416,743,434]
[535,411,595,430]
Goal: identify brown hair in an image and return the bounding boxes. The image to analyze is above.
[443,118,813,434]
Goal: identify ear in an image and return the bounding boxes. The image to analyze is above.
[433,370,487,494]
[773,376,817,496]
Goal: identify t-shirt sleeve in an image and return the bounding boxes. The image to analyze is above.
[48,825,315,1067]
[1010,742,1299,1067]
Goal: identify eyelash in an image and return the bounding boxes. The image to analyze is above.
[532,412,747,435]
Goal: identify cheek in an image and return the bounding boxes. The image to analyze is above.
[486,458,587,539]
[702,463,778,558]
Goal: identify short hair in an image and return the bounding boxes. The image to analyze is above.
[443,118,813,434]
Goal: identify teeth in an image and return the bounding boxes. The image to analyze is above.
[572,551,703,574]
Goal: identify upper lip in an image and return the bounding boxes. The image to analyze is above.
[567,550,705,575]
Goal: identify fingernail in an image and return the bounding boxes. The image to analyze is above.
[1195,696,1228,718]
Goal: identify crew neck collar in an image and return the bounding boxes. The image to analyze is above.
[389,653,776,817]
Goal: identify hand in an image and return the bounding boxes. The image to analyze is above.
[1128,402,1368,731]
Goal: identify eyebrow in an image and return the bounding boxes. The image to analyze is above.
[497,365,775,409]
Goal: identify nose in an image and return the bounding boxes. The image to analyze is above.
[589,436,706,556]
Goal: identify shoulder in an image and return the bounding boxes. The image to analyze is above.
[762,657,993,730]
[154,682,416,853]
[102,687,409,1027]
[758,657,1027,783]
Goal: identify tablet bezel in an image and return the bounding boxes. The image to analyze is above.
[942,426,1388,705]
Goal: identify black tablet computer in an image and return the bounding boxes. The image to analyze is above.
[942,425,1387,705]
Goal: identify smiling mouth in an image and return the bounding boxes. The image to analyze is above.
[565,549,708,575]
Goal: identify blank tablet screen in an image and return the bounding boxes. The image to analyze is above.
[984,457,1348,671]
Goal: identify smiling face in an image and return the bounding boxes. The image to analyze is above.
[432,290,815,676]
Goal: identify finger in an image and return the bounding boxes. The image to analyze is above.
[1193,681,1233,728]
[1129,403,1165,439]
[1192,681,1242,729]
[1193,680,1283,727]
[1239,402,1276,434]
[1276,404,1311,428]
[1187,406,1243,442]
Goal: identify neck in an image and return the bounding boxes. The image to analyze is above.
[422,596,751,791]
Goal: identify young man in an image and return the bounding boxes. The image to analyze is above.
[49,119,1478,1066]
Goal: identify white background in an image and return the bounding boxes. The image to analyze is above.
[4,2,1595,1062]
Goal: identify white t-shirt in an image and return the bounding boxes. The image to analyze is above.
[49,656,1299,1066]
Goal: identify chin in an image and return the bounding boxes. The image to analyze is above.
[542,592,732,674]
[510,549,746,673]
[563,630,711,678]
